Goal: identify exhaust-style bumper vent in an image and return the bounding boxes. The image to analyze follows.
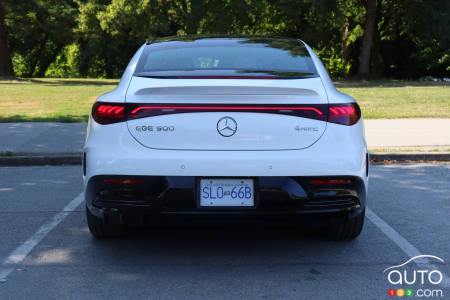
[303,197,360,210]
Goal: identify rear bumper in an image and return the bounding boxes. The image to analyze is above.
[86,175,366,224]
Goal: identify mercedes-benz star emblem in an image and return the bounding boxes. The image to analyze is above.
[217,116,237,137]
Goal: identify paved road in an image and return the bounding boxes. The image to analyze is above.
[0,122,86,153]
[0,164,448,299]
[1,119,449,153]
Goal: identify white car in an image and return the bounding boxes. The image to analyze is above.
[83,36,368,240]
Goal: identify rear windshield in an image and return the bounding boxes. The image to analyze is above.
[134,37,318,78]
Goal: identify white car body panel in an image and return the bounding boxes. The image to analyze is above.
[84,39,368,194]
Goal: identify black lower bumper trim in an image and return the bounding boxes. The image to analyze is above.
[86,175,366,221]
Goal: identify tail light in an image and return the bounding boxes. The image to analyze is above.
[310,179,351,185]
[328,103,361,126]
[103,179,143,184]
[91,101,361,125]
[92,102,125,124]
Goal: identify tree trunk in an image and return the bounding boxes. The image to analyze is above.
[0,0,14,77]
[357,0,377,79]
[341,17,350,61]
[370,0,383,78]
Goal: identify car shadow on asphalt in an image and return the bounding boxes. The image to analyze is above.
[91,222,356,255]
[75,222,369,272]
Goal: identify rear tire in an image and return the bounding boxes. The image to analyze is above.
[86,206,123,239]
[327,209,365,240]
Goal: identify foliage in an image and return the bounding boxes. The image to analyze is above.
[2,0,449,79]
[4,0,77,77]
[315,47,351,78]
[45,44,81,78]
[377,0,450,78]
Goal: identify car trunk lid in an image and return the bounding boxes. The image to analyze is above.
[125,77,328,150]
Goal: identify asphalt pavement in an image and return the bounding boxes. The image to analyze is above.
[0,164,448,299]
[0,122,86,154]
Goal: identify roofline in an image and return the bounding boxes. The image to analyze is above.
[145,34,302,45]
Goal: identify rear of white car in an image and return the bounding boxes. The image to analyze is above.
[83,36,368,240]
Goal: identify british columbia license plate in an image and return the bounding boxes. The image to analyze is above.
[199,178,254,207]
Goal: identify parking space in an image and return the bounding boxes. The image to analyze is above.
[0,164,448,299]
[368,164,450,259]
[0,167,82,260]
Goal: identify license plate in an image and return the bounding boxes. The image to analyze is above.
[199,178,254,207]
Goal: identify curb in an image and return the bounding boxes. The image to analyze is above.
[369,153,450,162]
[0,155,82,166]
[0,153,449,166]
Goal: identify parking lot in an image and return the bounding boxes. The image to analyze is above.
[0,164,448,299]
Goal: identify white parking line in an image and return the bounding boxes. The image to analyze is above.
[0,193,84,282]
[367,207,450,288]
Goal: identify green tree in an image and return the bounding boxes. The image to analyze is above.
[75,0,270,77]
[4,0,77,77]
[2,0,449,79]
[378,0,450,78]
[0,0,14,77]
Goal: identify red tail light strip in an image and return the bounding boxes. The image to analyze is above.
[329,106,354,116]
[97,105,124,114]
[91,102,360,126]
[131,106,323,115]
[310,179,351,185]
[328,103,361,125]
[127,103,328,121]
[103,179,143,184]
[92,102,126,125]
